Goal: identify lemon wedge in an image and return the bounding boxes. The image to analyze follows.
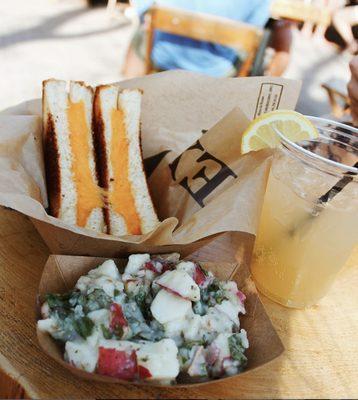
[241,110,318,154]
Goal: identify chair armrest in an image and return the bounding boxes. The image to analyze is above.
[321,80,349,100]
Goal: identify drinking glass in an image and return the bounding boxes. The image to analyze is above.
[251,117,358,308]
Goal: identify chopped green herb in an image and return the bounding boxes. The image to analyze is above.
[193,300,206,316]
[146,320,165,341]
[207,281,220,292]
[50,311,77,342]
[178,347,191,368]
[85,289,112,312]
[228,334,248,365]
[73,316,94,339]
[101,324,112,339]
[181,356,188,364]
[130,289,152,320]
[46,293,70,309]
[46,289,112,317]
[71,292,87,308]
[183,339,206,349]
[113,324,124,339]
[197,278,228,307]
[134,290,146,307]
[45,293,76,321]
[113,289,120,297]
[198,362,208,376]
[213,292,225,305]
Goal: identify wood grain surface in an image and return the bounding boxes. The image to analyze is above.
[0,207,357,399]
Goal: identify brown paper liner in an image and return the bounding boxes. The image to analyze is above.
[0,72,301,257]
[36,254,284,387]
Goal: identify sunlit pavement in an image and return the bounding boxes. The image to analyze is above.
[0,0,134,110]
[284,29,350,117]
[0,0,351,116]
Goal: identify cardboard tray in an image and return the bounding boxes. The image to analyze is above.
[36,254,284,388]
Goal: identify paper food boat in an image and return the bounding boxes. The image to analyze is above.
[37,254,285,387]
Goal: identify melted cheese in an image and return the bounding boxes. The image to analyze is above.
[109,108,141,234]
[67,100,103,227]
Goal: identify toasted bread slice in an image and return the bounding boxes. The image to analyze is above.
[42,79,105,232]
[93,85,159,235]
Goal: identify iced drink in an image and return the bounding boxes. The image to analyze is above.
[251,118,358,308]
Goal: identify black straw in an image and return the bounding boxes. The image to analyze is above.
[317,161,358,205]
[290,161,358,235]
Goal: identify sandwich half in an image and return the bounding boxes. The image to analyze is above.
[42,79,105,233]
[93,85,159,235]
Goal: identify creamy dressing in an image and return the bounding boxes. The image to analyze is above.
[38,254,248,383]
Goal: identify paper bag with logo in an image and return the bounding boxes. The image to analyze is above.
[0,71,301,257]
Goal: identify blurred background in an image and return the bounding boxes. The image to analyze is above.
[0,0,355,120]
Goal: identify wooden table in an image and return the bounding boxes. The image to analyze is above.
[0,206,357,399]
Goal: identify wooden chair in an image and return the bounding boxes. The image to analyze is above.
[145,5,265,77]
[322,80,350,119]
[271,0,332,26]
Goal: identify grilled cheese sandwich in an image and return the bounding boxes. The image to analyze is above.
[93,84,159,235]
[42,79,159,236]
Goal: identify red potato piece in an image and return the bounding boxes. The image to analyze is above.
[124,254,151,275]
[157,283,183,298]
[193,265,207,286]
[144,261,159,274]
[150,289,191,324]
[155,270,200,301]
[136,339,180,380]
[160,260,176,273]
[206,343,220,366]
[110,303,128,331]
[97,347,137,380]
[138,365,152,379]
[236,290,246,303]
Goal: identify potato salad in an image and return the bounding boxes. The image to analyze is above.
[38,254,249,384]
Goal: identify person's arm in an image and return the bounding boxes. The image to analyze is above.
[269,19,293,53]
[265,19,294,76]
[243,1,292,77]
[348,56,358,126]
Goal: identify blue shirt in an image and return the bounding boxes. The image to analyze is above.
[133,0,271,77]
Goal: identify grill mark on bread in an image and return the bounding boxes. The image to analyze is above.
[93,87,111,233]
[43,113,61,217]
